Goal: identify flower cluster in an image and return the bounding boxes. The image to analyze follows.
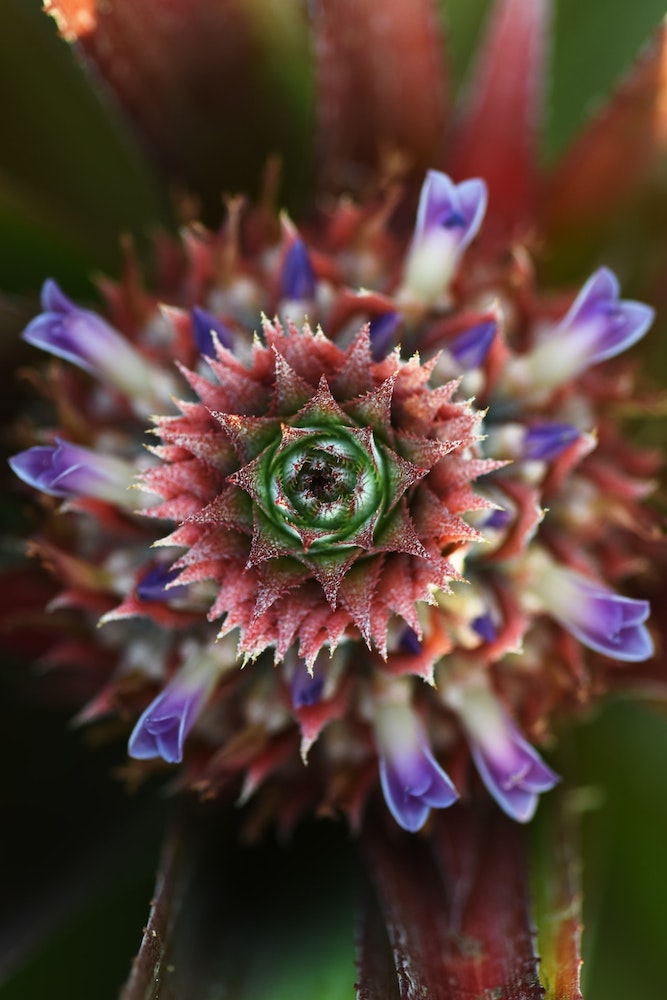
[10,162,656,833]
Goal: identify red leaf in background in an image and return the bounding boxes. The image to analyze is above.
[314,0,449,191]
[447,0,551,243]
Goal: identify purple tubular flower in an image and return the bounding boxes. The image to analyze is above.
[453,680,559,822]
[522,422,580,461]
[137,563,190,603]
[404,171,487,305]
[449,320,497,369]
[23,280,157,398]
[399,626,422,655]
[527,552,653,661]
[128,679,203,764]
[413,170,488,250]
[521,268,655,388]
[483,508,512,531]
[9,439,134,505]
[563,268,654,364]
[369,311,402,360]
[128,648,221,763]
[290,658,325,709]
[191,306,234,358]
[375,701,458,832]
[552,573,653,661]
[281,238,316,300]
[470,720,559,823]
[471,613,497,644]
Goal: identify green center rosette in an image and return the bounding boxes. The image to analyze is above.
[263,423,386,551]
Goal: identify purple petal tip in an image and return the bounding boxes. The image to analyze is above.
[40,278,74,313]
[281,239,316,300]
[191,306,233,358]
[290,659,325,709]
[137,564,189,603]
[449,320,496,368]
[523,422,580,461]
[369,311,401,360]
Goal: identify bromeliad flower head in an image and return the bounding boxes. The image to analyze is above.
[9,0,662,838]
[140,317,482,671]
[9,161,658,833]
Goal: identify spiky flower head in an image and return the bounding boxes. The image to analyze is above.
[139,317,487,671]
[8,0,662,839]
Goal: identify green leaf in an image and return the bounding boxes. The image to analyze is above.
[122,806,355,1000]
[573,701,667,1000]
[548,0,667,159]
[531,787,584,1000]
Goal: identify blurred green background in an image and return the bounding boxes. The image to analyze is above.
[1,1,667,997]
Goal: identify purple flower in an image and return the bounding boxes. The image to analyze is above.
[375,700,458,832]
[561,268,654,363]
[398,625,422,656]
[290,657,325,709]
[128,651,217,763]
[9,439,134,506]
[452,680,559,823]
[471,613,497,644]
[23,280,158,400]
[449,320,497,369]
[517,268,654,388]
[369,311,402,360]
[404,171,487,304]
[483,508,512,531]
[281,238,316,300]
[412,170,487,250]
[538,562,653,662]
[522,422,580,461]
[137,563,190,603]
[191,306,234,359]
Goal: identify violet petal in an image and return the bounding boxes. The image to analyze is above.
[523,422,580,461]
[128,684,201,764]
[369,311,401,360]
[414,170,487,251]
[191,306,233,358]
[449,320,496,369]
[281,239,316,300]
[379,742,458,833]
[137,564,190,603]
[290,659,325,709]
[471,613,497,643]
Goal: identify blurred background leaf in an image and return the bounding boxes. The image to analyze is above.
[574,700,667,1000]
[0,0,168,294]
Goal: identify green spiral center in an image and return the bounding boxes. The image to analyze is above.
[266,426,384,547]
